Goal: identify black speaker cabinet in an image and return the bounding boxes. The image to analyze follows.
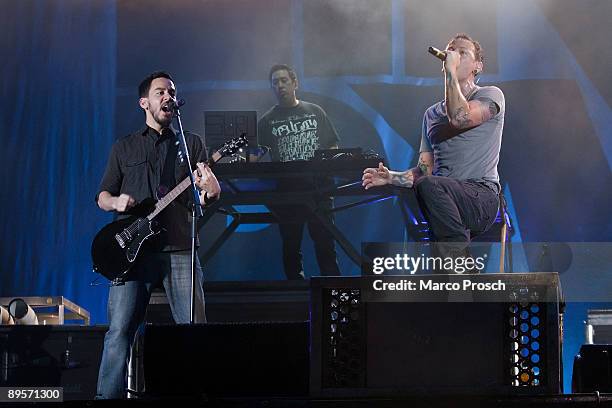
[310,273,562,397]
[143,322,309,397]
[572,344,612,393]
[0,325,106,400]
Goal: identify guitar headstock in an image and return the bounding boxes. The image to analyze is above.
[217,133,249,158]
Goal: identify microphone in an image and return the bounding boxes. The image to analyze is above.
[162,98,186,112]
[428,46,446,61]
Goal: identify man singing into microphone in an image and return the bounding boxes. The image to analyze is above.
[363,33,504,273]
[95,71,221,398]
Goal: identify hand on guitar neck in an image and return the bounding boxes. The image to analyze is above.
[194,162,221,204]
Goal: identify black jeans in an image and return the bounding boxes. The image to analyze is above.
[415,176,499,241]
[271,199,341,280]
[414,176,499,273]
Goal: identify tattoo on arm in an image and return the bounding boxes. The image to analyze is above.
[452,106,472,127]
[479,101,499,123]
[488,101,499,116]
[417,158,430,176]
[390,172,413,188]
[453,100,499,128]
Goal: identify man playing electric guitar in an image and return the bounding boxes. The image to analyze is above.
[95,71,221,399]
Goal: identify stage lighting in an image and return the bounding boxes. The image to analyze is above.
[8,298,39,325]
[0,305,15,324]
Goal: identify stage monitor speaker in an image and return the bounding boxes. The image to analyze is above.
[143,322,309,397]
[310,273,562,397]
[572,344,612,393]
[0,325,106,400]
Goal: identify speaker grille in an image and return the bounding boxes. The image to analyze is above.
[322,288,365,388]
[507,302,546,387]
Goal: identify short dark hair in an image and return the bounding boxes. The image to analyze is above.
[448,33,484,64]
[138,71,174,98]
[268,64,297,83]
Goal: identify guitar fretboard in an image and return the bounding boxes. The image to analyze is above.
[147,177,192,220]
[146,150,222,221]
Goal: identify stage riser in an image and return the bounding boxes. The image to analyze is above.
[146,281,310,323]
[0,274,564,400]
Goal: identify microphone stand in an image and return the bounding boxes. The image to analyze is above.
[172,102,203,325]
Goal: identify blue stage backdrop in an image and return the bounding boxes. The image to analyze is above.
[1,0,611,393]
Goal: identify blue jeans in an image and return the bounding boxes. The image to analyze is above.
[96,250,206,399]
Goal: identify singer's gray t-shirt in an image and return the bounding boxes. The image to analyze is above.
[419,85,504,190]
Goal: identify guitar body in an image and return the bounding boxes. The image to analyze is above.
[91,216,158,281]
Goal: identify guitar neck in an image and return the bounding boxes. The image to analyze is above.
[146,150,222,221]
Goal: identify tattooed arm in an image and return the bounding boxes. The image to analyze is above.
[362,152,433,190]
[388,152,434,187]
[445,76,499,130]
[444,51,499,129]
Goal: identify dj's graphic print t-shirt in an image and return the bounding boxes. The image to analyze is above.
[257,101,339,162]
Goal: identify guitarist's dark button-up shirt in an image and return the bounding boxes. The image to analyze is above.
[97,126,208,251]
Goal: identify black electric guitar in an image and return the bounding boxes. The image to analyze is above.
[91,135,247,281]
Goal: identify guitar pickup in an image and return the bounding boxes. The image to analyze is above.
[115,233,127,249]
